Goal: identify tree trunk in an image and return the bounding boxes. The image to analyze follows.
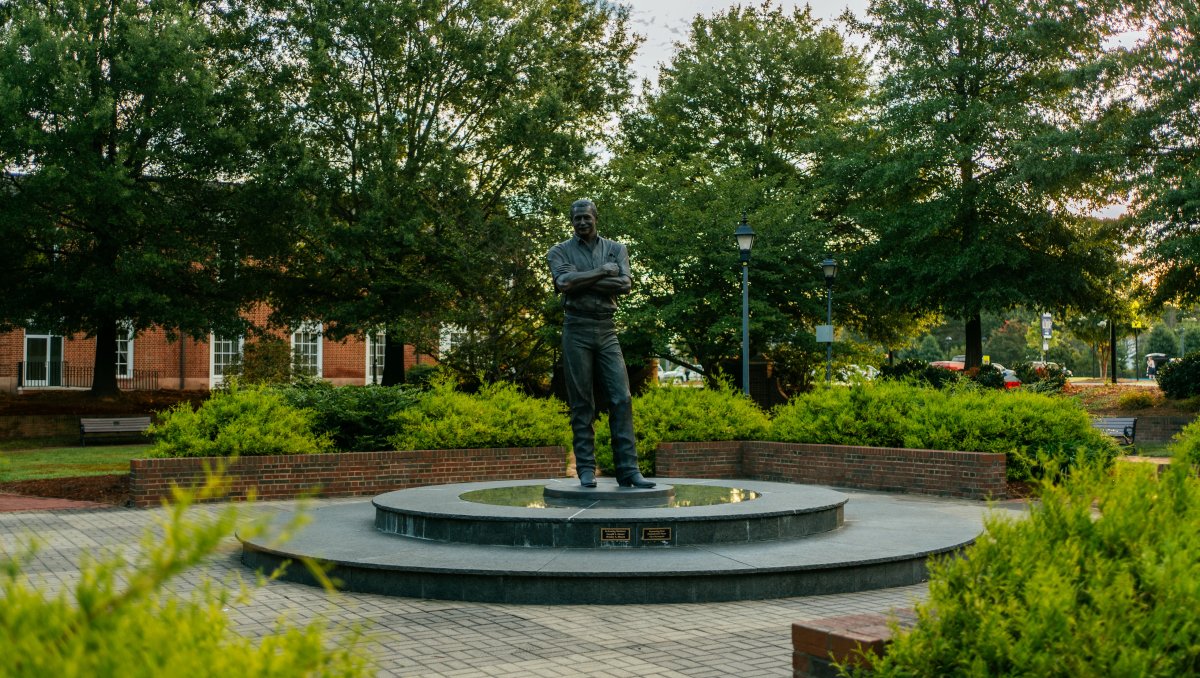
[1109,318,1119,384]
[381,334,407,386]
[91,320,120,396]
[964,313,983,369]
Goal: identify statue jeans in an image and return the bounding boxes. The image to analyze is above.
[561,314,639,479]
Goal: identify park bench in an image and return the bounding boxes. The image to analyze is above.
[79,416,152,446]
[1091,416,1137,445]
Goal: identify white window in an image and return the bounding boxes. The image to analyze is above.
[115,325,134,379]
[291,322,323,377]
[438,325,468,356]
[365,329,386,385]
[210,334,244,387]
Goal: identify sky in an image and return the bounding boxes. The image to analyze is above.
[622,0,872,84]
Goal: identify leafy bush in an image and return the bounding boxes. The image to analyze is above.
[274,382,418,451]
[769,382,1118,480]
[853,463,1200,676]
[1170,418,1200,465]
[404,364,441,388]
[594,382,771,475]
[1116,389,1156,411]
[149,383,333,457]
[1011,361,1068,393]
[966,365,1005,389]
[1157,353,1200,400]
[388,377,570,451]
[879,358,963,389]
[235,337,293,385]
[0,473,370,677]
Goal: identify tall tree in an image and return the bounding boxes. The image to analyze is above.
[267,0,638,385]
[842,0,1130,368]
[1127,1,1200,304]
[598,3,886,376]
[0,0,285,394]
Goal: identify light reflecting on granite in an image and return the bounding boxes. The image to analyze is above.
[460,485,760,508]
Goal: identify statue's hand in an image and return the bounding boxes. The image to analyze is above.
[601,262,620,275]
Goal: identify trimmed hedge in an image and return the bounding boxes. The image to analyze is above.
[770,382,1118,480]
[388,378,570,451]
[594,383,771,475]
[855,462,1200,676]
[149,383,333,458]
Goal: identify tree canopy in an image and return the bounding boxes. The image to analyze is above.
[840,0,1131,368]
[0,0,286,393]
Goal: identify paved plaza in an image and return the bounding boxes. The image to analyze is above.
[0,497,931,677]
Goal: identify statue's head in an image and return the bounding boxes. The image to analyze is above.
[571,199,598,239]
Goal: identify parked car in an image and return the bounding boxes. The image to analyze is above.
[659,365,702,384]
[930,360,1020,388]
[1028,360,1073,377]
[930,360,965,371]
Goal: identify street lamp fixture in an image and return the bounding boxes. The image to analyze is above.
[735,213,756,395]
[821,258,838,383]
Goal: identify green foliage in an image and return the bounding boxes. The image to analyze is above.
[268,0,638,385]
[148,383,333,458]
[403,364,441,389]
[236,338,294,385]
[1157,353,1200,400]
[1116,390,1156,411]
[856,463,1200,676]
[0,0,292,393]
[898,334,946,363]
[0,473,370,677]
[841,0,1128,366]
[966,365,1006,390]
[770,382,1118,480]
[594,383,771,475]
[1011,361,1068,393]
[984,319,1032,366]
[1146,323,1180,360]
[273,382,418,452]
[879,359,962,389]
[1169,418,1200,465]
[388,378,570,452]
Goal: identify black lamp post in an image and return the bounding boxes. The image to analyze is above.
[821,258,838,383]
[734,213,756,396]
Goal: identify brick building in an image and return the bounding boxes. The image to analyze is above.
[0,306,433,393]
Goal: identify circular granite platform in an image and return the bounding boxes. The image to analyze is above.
[240,478,1009,604]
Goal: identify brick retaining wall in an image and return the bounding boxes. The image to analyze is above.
[0,414,82,440]
[658,441,1006,500]
[1136,415,1194,443]
[129,446,569,507]
[792,610,916,678]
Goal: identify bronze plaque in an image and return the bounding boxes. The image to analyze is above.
[600,527,632,543]
[641,527,673,543]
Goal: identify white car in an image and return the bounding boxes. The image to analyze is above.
[659,366,702,384]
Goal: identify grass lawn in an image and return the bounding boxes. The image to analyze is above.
[0,444,151,482]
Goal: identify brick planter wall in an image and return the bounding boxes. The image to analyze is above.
[129,446,569,507]
[1136,415,1195,443]
[792,610,916,678]
[657,441,1006,500]
[0,414,84,440]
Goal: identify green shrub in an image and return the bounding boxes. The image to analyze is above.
[1169,418,1200,465]
[274,382,418,451]
[1116,389,1156,411]
[148,383,333,457]
[1157,353,1200,400]
[966,365,1005,389]
[0,473,370,677]
[879,359,962,389]
[594,382,771,475]
[404,363,441,388]
[1011,361,1068,393]
[769,382,1118,481]
[235,337,294,385]
[388,377,570,451]
[853,463,1200,676]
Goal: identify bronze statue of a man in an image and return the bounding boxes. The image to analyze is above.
[547,199,655,489]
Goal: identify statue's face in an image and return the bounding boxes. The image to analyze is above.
[571,205,597,240]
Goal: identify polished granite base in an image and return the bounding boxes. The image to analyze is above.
[240,478,1010,604]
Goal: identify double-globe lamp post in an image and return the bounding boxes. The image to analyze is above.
[822,258,838,383]
[735,214,756,396]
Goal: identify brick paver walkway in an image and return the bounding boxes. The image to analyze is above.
[0,492,112,512]
[0,499,930,677]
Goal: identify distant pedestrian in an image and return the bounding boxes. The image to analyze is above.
[1147,356,1157,380]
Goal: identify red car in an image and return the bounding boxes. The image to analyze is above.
[929,361,1021,388]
